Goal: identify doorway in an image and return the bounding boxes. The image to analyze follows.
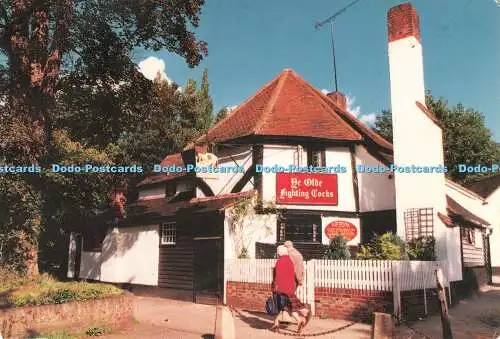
[193,236,223,304]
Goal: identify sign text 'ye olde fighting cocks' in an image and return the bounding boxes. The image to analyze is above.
[276,173,338,205]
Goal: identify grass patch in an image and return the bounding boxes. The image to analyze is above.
[0,267,123,308]
[41,329,79,339]
[85,325,112,336]
[477,308,500,328]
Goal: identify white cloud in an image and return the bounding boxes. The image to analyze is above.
[321,88,329,95]
[345,94,376,126]
[346,95,361,117]
[228,105,238,111]
[360,113,377,125]
[137,56,172,83]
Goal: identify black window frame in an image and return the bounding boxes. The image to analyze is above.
[306,147,326,167]
[277,214,321,243]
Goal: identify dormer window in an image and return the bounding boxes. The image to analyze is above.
[307,147,326,167]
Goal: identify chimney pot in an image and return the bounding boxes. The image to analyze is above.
[387,3,420,43]
[327,91,347,111]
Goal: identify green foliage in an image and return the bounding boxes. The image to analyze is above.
[357,233,409,260]
[407,236,436,261]
[85,325,112,337]
[214,107,231,125]
[374,93,500,184]
[323,235,351,260]
[237,248,249,259]
[0,1,210,276]
[0,270,122,308]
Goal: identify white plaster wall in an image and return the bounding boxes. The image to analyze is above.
[100,225,159,286]
[201,146,253,196]
[138,186,165,200]
[487,188,500,269]
[321,216,361,246]
[389,36,456,280]
[355,146,395,212]
[224,209,277,259]
[261,145,355,211]
[79,251,101,280]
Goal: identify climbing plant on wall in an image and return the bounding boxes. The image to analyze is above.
[227,195,280,259]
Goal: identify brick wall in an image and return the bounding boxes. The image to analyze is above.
[226,282,270,312]
[315,287,393,323]
[0,292,133,339]
[226,282,451,324]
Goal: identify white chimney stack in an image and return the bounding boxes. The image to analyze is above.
[387,3,461,281]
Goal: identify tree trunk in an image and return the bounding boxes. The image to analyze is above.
[20,228,39,278]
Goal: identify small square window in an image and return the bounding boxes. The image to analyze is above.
[307,148,326,167]
[160,222,176,245]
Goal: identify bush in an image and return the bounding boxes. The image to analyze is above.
[407,236,436,261]
[323,235,351,260]
[0,270,123,308]
[357,232,409,260]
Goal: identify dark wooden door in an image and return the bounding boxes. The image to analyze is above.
[194,237,223,295]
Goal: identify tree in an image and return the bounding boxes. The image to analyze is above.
[374,93,500,183]
[0,1,208,276]
[323,235,351,260]
[214,107,231,125]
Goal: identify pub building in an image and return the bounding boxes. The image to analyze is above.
[68,3,493,303]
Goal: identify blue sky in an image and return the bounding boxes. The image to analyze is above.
[134,0,500,141]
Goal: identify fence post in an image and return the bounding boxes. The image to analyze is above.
[392,261,401,322]
[308,259,316,316]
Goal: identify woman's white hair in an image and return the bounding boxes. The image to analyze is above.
[277,245,288,257]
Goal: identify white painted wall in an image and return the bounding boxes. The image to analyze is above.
[224,208,277,259]
[389,34,457,280]
[79,251,101,280]
[261,145,355,211]
[355,146,395,212]
[138,186,165,200]
[487,188,500,270]
[321,216,361,246]
[200,146,253,196]
[97,225,159,286]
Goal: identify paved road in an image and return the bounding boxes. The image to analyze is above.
[231,308,372,339]
[103,296,217,339]
[394,285,500,339]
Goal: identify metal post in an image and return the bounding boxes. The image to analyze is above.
[330,20,339,92]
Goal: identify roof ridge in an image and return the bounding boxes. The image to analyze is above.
[314,87,394,151]
[290,72,363,142]
[193,71,285,145]
[254,69,290,134]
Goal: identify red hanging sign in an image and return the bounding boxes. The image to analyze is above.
[324,221,357,241]
[276,173,338,205]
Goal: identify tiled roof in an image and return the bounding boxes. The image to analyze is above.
[137,153,186,187]
[463,174,500,199]
[445,195,490,227]
[119,190,256,226]
[196,69,363,144]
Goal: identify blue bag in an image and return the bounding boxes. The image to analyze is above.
[265,294,279,315]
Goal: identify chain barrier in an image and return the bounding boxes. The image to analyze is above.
[268,321,356,337]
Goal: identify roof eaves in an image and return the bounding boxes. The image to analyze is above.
[416,101,444,129]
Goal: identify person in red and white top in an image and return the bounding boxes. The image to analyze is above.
[271,245,311,333]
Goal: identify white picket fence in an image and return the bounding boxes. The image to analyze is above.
[224,259,450,318]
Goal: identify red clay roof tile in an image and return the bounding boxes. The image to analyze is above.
[197,69,363,144]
